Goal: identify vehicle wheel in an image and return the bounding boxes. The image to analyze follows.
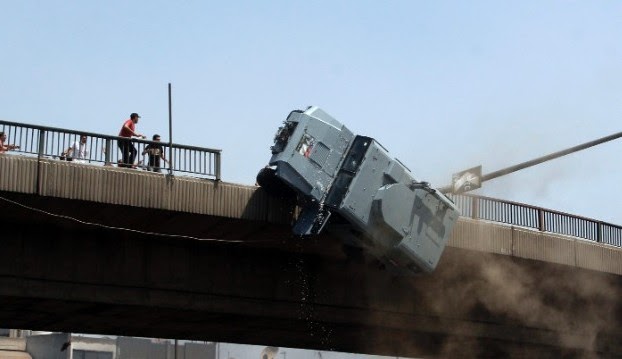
[256,167,296,200]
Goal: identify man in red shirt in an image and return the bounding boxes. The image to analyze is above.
[118,113,146,168]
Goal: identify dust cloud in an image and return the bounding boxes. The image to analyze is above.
[421,247,620,358]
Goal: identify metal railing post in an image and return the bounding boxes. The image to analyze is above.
[105,139,112,166]
[168,148,174,176]
[38,129,45,157]
[538,208,545,232]
[36,129,46,195]
[471,196,479,220]
[168,83,174,176]
[215,152,221,181]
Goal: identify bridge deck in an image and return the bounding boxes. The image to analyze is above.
[1,154,620,275]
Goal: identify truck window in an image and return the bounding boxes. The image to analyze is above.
[324,136,371,208]
[296,133,315,158]
[342,136,370,173]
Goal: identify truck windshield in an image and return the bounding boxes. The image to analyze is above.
[271,121,298,154]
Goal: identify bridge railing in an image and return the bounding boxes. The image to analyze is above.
[3,121,621,246]
[449,193,622,247]
[0,120,221,180]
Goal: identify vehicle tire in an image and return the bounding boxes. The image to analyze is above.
[256,167,296,200]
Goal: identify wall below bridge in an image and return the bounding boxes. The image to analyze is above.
[1,155,622,357]
[450,217,622,275]
[0,192,621,358]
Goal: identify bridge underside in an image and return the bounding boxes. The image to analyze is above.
[0,192,621,358]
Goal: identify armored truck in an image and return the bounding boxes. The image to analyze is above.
[257,106,460,273]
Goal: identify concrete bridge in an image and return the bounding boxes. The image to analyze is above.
[1,154,621,358]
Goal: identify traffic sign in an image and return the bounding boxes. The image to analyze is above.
[452,165,482,194]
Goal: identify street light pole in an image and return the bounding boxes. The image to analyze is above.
[441,129,622,194]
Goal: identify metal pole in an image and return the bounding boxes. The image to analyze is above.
[36,129,46,195]
[481,130,622,183]
[168,83,173,176]
[440,129,622,193]
[215,152,221,181]
[105,138,112,166]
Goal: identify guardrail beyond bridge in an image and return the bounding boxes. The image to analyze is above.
[449,194,622,247]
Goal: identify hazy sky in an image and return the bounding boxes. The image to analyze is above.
[2,1,621,223]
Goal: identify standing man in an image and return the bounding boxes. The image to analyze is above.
[118,113,146,168]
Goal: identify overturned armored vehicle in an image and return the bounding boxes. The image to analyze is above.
[257,107,460,274]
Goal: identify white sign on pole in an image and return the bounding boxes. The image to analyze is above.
[452,165,482,194]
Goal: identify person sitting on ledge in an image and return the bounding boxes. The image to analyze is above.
[0,131,20,153]
[61,134,89,163]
